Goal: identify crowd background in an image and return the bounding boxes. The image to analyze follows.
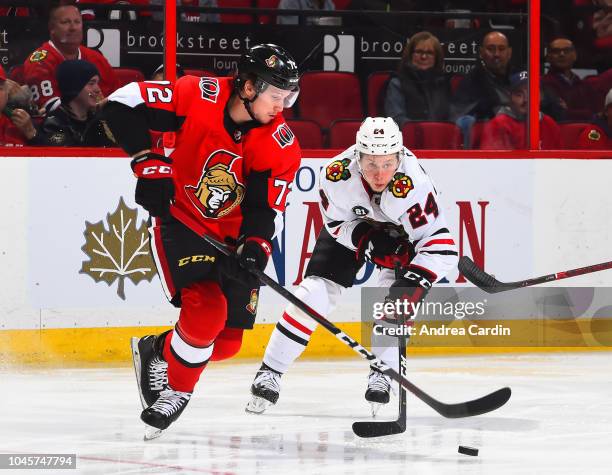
[0,0,610,150]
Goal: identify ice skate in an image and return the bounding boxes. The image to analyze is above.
[365,367,391,417]
[246,363,282,414]
[131,331,169,409]
[140,386,192,439]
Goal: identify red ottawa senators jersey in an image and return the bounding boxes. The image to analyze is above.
[23,41,119,110]
[108,76,302,243]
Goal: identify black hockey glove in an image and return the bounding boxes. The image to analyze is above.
[353,222,414,269]
[386,271,433,321]
[221,237,272,288]
[130,152,174,218]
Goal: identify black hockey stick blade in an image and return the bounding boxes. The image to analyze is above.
[458,256,516,293]
[352,420,405,438]
[431,386,511,418]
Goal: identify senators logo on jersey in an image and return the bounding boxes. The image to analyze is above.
[199,77,220,103]
[272,123,294,148]
[245,288,259,315]
[389,172,413,198]
[325,158,351,182]
[185,149,245,218]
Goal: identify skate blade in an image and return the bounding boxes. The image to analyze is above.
[370,402,383,418]
[144,424,163,441]
[245,396,272,414]
[130,337,148,410]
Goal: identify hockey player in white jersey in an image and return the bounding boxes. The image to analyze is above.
[246,117,458,414]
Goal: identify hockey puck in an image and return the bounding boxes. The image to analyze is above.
[458,445,479,456]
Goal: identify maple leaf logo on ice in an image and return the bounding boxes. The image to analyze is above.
[80,198,156,300]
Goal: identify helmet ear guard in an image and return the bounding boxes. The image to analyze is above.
[355,117,403,156]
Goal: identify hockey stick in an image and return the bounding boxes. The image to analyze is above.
[458,256,612,294]
[352,262,407,438]
[205,234,511,419]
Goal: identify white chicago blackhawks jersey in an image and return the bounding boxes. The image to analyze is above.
[318,145,458,283]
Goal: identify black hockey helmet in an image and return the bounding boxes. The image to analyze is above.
[237,43,300,92]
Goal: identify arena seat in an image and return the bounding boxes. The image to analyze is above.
[469,121,486,149]
[256,0,279,24]
[418,121,462,149]
[400,122,419,149]
[218,0,254,24]
[366,71,392,116]
[297,71,364,129]
[287,119,324,149]
[329,119,361,149]
[184,69,216,77]
[113,67,145,87]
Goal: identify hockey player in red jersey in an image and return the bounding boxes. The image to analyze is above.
[23,3,118,112]
[101,44,301,438]
[246,117,458,415]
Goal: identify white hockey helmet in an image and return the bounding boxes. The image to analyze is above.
[355,117,403,155]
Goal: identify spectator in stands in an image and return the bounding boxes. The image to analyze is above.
[480,71,561,150]
[38,60,115,147]
[384,31,451,126]
[542,37,599,120]
[592,0,612,50]
[23,3,118,113]
[577,88,612,149]
[0,66,39,145]
[450,31,514,146]
[150,0,219,23]
[277,0,337,25]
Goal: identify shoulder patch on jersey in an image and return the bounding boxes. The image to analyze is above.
[587,129,601,141]
[325,158,351,182]
[199,76,219,103]
[29,49,48,63]
[272,123,295,148]
[352,205,369,217]
[388,172,413,198]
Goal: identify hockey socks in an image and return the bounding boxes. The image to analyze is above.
[163,327,213,393]
[263,312,317,373]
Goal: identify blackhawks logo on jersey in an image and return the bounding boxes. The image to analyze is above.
[587,129,601,142]
[185,149,245,219]
[325,158,351,182]
[389,172,413,198]
[29,49,48,62]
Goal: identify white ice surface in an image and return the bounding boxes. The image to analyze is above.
[1,352,611,474]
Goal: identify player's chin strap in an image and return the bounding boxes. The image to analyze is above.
[239,92,260,122]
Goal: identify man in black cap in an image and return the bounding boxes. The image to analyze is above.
[39,59,115,146]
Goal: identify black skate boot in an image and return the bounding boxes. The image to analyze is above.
[365,367,391,417]
[245,363,282,414]
[131,330,170,409]
[141,385,192,440]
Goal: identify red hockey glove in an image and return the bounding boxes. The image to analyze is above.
[130,152,174,218]
[353,222,414,269]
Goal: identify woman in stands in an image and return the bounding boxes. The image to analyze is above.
[384,31,452,126]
